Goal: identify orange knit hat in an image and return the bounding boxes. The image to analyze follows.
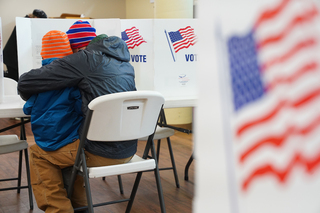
[41,30,73,59]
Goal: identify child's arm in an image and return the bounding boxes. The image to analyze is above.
[23,94,37,115]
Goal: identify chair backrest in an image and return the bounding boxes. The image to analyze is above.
[3,77,18,95]
[86,91,165,141]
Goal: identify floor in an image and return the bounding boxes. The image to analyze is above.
[0,118,194,213]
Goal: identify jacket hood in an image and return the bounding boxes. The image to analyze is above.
[86,36,130,62]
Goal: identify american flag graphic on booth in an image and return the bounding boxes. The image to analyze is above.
[227,0,320,192]
[121,26,146,49]
[168,26,197,53]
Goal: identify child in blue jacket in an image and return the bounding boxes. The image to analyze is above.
[23,30,83,151]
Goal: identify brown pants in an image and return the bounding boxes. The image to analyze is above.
[29,139,132,213]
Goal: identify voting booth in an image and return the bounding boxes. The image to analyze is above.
[121,19,198,100]
[195,0,320,212]
[121,19,154,91]
[16,18,121,75]
[14,18,198,102]
[120,19,197,125]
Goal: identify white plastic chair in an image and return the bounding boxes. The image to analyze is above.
[4,77,18,95]
[67,91,166,213]
[138,126,179,187]
[110,125,178,194]
[0,78,33,210]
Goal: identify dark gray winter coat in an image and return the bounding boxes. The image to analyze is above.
[18,36,137,159]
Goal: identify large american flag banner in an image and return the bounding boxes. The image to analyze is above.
[227,0,320,197]
[121,26,146,49]
[168,26,197,53]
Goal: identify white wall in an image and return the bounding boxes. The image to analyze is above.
[154,0,193,18]
[0,0,126,49]
[126,0,155,19]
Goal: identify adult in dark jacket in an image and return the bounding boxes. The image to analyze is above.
[18,34,137,213]
[3,9,47,82]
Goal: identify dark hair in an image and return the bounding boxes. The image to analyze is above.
[33,9,47,18]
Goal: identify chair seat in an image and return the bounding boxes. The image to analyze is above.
[0,135,28,154]
[87,155,156,178]
[139,127,175,141]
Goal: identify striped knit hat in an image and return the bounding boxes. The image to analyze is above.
[66,20,97,49]
[41,30,73,59]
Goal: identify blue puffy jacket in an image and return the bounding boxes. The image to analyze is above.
[18,36,137,158]
[23,58,83,151]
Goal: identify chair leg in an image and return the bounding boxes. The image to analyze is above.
[184,154,194,181]
[68,151,93,213]
[150,140,166,213]
[166,137,180,188]
[81,151,94,213]
[67,166,77,198]
[156,139,161,161]
[117,175,124,194]
[18,118,27,193]
[155,137,180,188]
[125,171,143,213]
[20,118,26,140]
[24,149,34,210]
[126,139,152,212]
[126,138,166,213]
[17,150,23,193]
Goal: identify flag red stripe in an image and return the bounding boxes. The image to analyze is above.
[240,114,320,163]
[236,87,320,137]
[125,26,138,33]
[293,87,320,107]
[173,41,196,53]
[173,36,196,48]
[266,62,319,91]
[261,38,316,71]
[257,6,318,49]
[179,26,194,33]
[126,38,146,45]
[242,151,320,191]
[254,0,291,28]
[237,101,286,136]
[173,38,196,49]
[173,38,196,52]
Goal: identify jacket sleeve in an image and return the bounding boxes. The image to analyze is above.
[70,87,83,116]
[18,53,88,101]
[23,94,36,115]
